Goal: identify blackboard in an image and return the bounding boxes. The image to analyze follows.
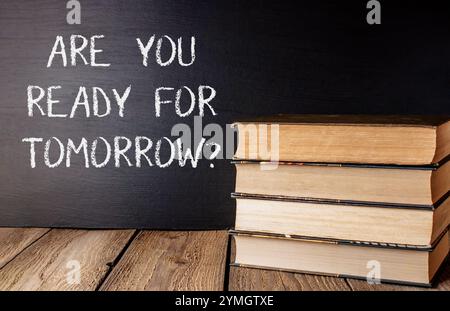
[0,0,449,229]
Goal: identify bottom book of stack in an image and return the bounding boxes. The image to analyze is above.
[230,230,449,287]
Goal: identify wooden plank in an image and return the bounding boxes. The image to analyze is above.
[0,229,134,291]
[229,266,351,291]
[100,231,228,291]
[346,263,450,291]
[0,228,50,269]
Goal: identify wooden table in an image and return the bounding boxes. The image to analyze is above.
[0,228,448,291]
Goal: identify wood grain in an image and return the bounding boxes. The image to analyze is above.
[1,228,447,291]
[0,229,134,291]
[229,266,351,291]
[0,228,50,269]
[100,231,228,291]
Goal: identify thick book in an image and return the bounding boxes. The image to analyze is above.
[234,160,450,206]
[230,230,450,287]
[233,193,450,246]
[234,115,450,165]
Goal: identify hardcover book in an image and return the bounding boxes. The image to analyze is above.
[234,114,450,165]
[231,230,450,286]
[233,194,450,246]
[234,160,450,207]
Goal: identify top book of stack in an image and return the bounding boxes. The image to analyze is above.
[234,115,450,166]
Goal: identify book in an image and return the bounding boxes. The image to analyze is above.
[231,230,450,286]
[234,160,450,206]
[234,114,450,165]
[233,194,450,246]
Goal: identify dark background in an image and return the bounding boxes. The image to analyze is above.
[0,0,449,228]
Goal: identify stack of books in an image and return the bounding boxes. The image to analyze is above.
[230,115,450,286]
